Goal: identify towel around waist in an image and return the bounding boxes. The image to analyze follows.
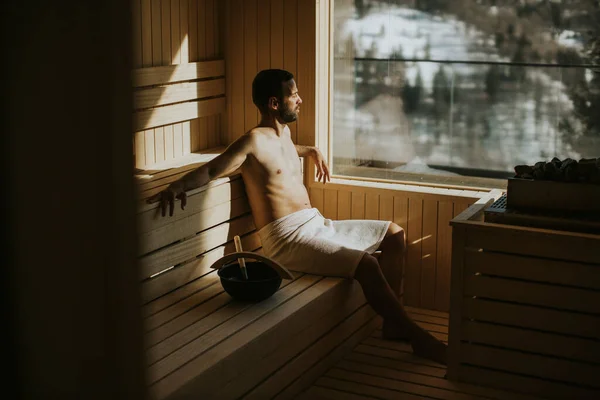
[257,207,320,244]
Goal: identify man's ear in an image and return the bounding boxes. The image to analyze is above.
[268,96,279,111]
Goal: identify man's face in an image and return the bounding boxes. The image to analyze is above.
[278,79,302,123]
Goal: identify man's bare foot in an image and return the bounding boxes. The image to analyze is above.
[411,333,447,365]
[381,320,410,341]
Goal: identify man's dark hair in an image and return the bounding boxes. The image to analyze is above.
[252,69,294,111]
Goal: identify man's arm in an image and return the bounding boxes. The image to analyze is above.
[294,144,330,184]
[294,144,316,158]
[148,133,254,216]
[179,133,254,191]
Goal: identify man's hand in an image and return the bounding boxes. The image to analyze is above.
[146,180,187,217]
[310,147,330,184]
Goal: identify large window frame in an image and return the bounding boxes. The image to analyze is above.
[312,0,599,193]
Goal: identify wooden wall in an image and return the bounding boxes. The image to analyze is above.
[225,0,316,147]
[132,0,225,169]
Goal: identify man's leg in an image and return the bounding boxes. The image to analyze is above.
[376,222,405,298]
[353,249,447,365]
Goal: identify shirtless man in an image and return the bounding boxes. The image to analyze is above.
[148,69,446,364]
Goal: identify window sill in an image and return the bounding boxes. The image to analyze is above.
[309,176,499,203]
[331,164,508,192]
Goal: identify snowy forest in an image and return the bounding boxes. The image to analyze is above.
[332,0,600,179]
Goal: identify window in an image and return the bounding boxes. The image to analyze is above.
[331,0,600,189]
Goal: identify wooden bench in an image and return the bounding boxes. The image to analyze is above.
[136,169,379,400]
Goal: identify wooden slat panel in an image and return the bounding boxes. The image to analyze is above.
[160,0,174,163]
[229,0,245,142]
[179,0,189,63]
[447,224,466,381]
[207,114,218,148]
[346,352,446,379]
[139,195,250,255]
[132,0,143,68]
[251,307,378,400]
[326,367,476,400]
[464,274,600,314]
[154,127,165,162]
[206,0,219,148]
[351,192,365,219]
[138,170,234,204]
[404,305,449,319]
[461,343,600,388]
[465,249,600,290]
[296,0,316,153]
[465,223,600,264]
[337,190,351,220]
[146,265,298,351]
[214,283,367,399]
[188,0,198,61]
[134,96,226,131]
[214,0,223,57]
[343,352,536,400]
[144,129,156,165]
[205,0,215,57]
[163,125,174,161]
[393,196,408,230]
[139,213,255,278]
[420,199,437,309]
[404,197,422,306]
[134,79,225,110]
[300,386,373,400]
[315,376,424,400]
[148,275,322,393]
[283,0,298,143]
[173,121,183,158]
[353,344,444,369]
[324,188,338,220]
[434,201,453,311]
[197,0,206,59]
[144,272,221,333]
[365,193,379,220]
[147,272,303,358]
[379,195,393,222]
[190,119,199,151]
[457,365,600,399]
[270,0,284,68]
[257,0,271,123]
[151,0,162,66]
[142,232,261,305]
[133,60,225,87]
[170,0,181,64]
[141,0,153,67]
[462,297,600,339]
[135,131,146,168]
[243,0,258,133]
[160,0,171,65]
[462,320,600,364]
[310,187,325,214]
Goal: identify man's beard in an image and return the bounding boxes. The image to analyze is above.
[279,105,298,123]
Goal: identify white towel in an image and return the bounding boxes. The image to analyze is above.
[258,208,390,279]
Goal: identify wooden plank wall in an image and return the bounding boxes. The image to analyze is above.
[309,185,473,312]
[132,0,225,169]
[225,0,315,147]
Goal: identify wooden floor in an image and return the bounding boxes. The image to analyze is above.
[297,306,541,400]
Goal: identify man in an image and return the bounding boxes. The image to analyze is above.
[148,69,446,364]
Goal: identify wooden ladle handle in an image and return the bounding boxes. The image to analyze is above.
[209,251,295,280]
